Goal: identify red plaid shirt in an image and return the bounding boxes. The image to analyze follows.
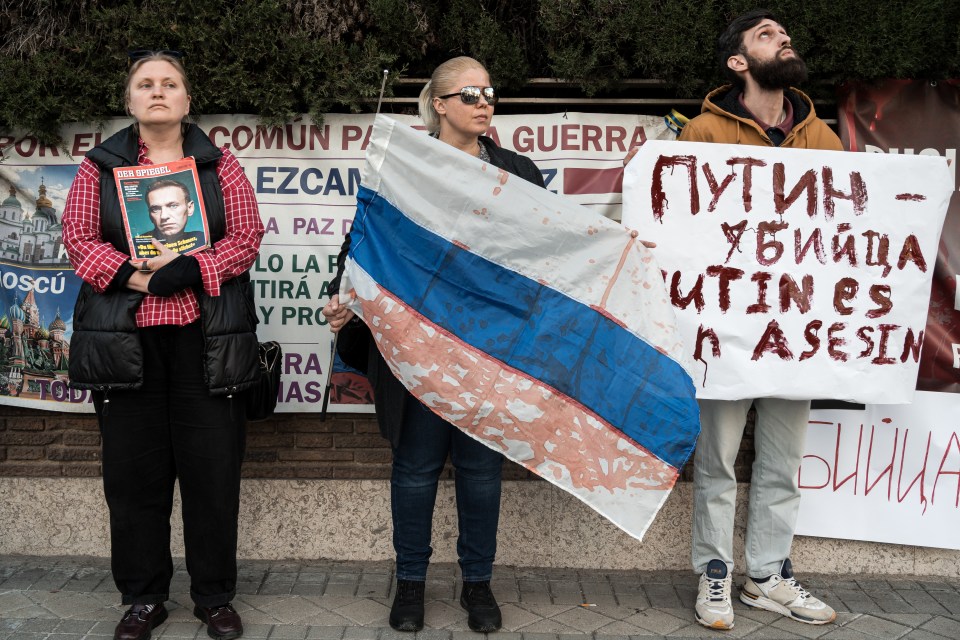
[63,139,264,327]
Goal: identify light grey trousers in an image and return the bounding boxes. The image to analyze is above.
[691,397,811,578]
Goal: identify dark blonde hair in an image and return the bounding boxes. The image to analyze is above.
[124,53,192,116]
[418,56,489,134]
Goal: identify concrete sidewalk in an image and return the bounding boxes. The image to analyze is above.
[1,556,959,640]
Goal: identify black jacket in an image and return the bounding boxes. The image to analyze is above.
[68,124,260,396]
[329,136,545,446]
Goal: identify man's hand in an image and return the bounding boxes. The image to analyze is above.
[322,293,355,333]
[623,144,655,248]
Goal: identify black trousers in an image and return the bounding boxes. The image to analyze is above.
[94,321,246,607]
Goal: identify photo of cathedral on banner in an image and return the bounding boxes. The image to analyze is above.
[0,175,76,405]
[0,79,957,550]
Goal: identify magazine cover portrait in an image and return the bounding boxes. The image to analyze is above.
[115,157,210,259]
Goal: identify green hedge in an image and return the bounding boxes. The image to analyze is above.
[3,0,959,144]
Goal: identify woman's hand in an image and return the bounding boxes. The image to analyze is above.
[130,238,180,273]
[124,241,188,294]
[127,239,180,274]
[322,294,355,333]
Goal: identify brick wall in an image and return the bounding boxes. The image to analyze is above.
[0,407,543,481]
[0,410,101,477]
[0,406,760,482]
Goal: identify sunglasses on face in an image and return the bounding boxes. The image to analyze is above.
[438,86,498,105]
[128,49,185,63]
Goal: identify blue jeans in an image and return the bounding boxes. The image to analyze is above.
[391,398,503,582]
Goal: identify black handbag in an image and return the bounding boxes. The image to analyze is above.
[336,317,371,374]
[245,341,282,421]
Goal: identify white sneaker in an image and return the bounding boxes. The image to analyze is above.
[739,559,836,625]
[695,559,734,630]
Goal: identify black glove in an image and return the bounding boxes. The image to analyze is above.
[147,255,203,297]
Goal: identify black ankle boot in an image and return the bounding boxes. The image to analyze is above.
[460,581,502,633]
[390,580,425,632]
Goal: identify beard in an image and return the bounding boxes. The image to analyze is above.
[743,48,808,90]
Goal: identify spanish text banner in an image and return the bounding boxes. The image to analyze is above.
[0,112,671,413]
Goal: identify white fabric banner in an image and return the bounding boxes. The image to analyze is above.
[623,140,954,402]
[0,112,670,413]
[798,392,960,550]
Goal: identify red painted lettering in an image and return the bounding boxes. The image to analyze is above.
[822,167,868,219]
[651,155,698,222]
[773,163,818,217]
[779,274,814,314]
[751,319,794,360]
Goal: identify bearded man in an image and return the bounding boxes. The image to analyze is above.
[678,8,843,631]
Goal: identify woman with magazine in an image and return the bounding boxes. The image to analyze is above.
[62,50,264,640]
[322,56,545,634]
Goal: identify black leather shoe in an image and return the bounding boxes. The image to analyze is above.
[114,603,168,640]
[193,603,244,640]
[390,579,425,632]
[460,581,502,633]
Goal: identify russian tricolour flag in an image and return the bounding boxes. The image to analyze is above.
[341,115,700,540]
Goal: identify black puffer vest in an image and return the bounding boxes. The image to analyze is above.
[68,123,260,396]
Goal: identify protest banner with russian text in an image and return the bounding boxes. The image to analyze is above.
[622,140,953,402]
[797,391,960,550]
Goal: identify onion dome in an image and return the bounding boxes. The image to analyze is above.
[49,309,66,332]
[2,185,22,209]
[8,296,24,323]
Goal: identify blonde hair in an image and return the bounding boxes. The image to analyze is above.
[418,56,489,134]
[124,53,192,117]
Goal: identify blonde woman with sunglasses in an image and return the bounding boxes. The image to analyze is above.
[323,56,544,633]
[62,51,264,640]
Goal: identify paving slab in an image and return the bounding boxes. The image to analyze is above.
[1,557,959,640]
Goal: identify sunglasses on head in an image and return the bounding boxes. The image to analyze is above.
[438,86,498,105]
[128,49,185,63]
